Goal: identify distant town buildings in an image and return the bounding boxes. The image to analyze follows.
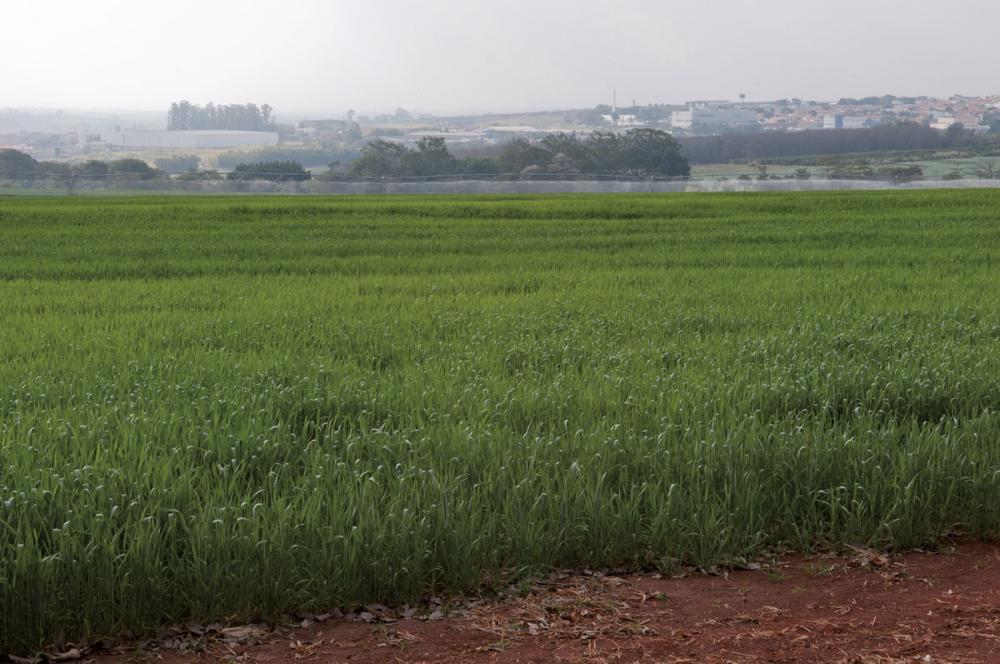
[776,95,997,134]
[297,118,362,140]
[4,93,999,162]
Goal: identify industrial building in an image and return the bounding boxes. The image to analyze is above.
[823,115,875,130]
[102,130,279,150]
[670,103,758,133]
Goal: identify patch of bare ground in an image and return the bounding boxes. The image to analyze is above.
[31,540,1000,664]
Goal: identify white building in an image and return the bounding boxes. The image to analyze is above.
[670,105,758,132]
[929,116,989,133]
[842,116,871,129]
[601,112,641,127]
[823,115,873,130]
[103,130,279,150]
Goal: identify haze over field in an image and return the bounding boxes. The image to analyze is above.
[3,0,1000,114]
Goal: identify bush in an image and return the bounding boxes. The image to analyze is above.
[456,157,501,175]
[177,169,224,181]
[155,155,201,173]
[217,148,358,169]
[109,159,164,181]
[227,161,311,182]
[877,165,924,183]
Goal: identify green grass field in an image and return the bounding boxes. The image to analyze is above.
[2,191,1000,652]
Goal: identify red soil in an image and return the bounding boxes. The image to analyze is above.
[84,540,1000,664]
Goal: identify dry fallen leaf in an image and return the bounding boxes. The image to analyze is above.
[220,625,269,643]
[9,655,42,664]
[187,624,206,636]
[289,638,324,659]
[845,543,890,568]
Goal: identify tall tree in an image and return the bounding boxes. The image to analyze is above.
[619,129,690,176]
[405,136,456,176]
[76,160,110,180]
[498,138,551,173]
[167,102,180,130]
[109,159,162,181]
[541,133,594,172]
[350,140,409,176]
[0,149,39,178]
[584,132,623,173]
[166,101,277,131]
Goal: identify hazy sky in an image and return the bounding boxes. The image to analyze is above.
[3,0,998,116]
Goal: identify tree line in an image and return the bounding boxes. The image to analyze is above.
[677,122,991,164]
[0,149,165,180]
[348,129,691,178]
[167,101,276,131]
[227,161,311,181]
[0,150,319,184]
[216,147,361,170]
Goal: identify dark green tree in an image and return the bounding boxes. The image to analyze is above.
[227,161,310,181]
[497,138,551,173]
[618,129,690,176]
[540,133,593,172]
[177,169,224,181]
[76,160,110,180]
[404,136,456,176]
[109,159,162,181]
[584,132,623,172]
[39,161,74,178]
[945,122,968,147]
[350,140,409,176]
[0,149,39,178]
[455,157,500,175]
[155,155,201,173]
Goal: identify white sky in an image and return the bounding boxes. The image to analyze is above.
[2,0,998,115]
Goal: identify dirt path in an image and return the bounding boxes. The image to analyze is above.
[88,540,1000,663]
